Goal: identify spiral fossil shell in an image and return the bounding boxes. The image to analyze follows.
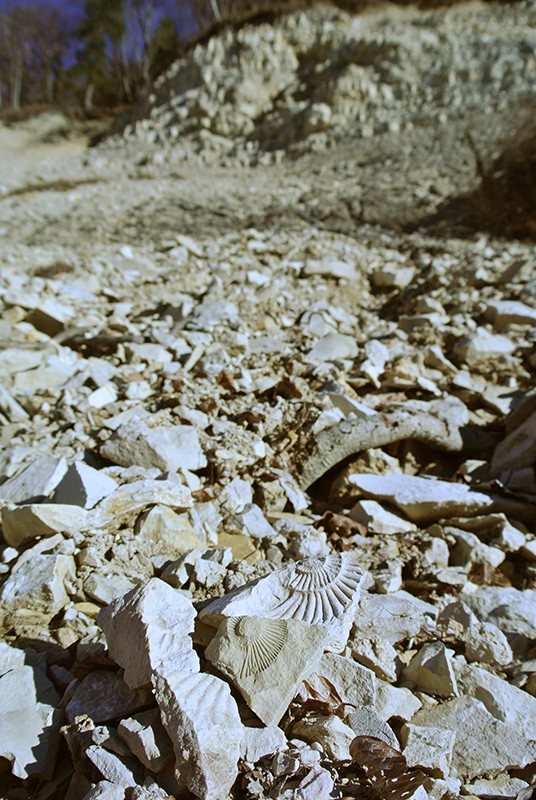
[226,617,288,678]
[267,553,364,625]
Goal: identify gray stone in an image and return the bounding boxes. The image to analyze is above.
[349,499,416,534]
[98,579,199,689]
[117,709,173,772]
[101,419,206,472]
[438,601,513,667]
[65,671,151,724]
[206,616,328,726]
[53,462,118,509]
[0,456,67,504]
[153,670,243,800]
[462,587,536,639]
[353,590,437,644]
[491,408,536,477]
[85,745,142,788]
[84,574,137,605]
[453,327,516,367]
[485,299,536,329]
[82,782,125,800]
[346,706,398,749]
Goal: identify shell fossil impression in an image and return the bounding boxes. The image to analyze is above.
[266,552,364,625]
[226,616,288,679]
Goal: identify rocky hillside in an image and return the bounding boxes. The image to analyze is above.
[0,1,535,799]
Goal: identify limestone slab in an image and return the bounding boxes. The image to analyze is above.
[402,642,458,698]
[0,456,67,504]
[101,419,206,472]
[98,578,199,690]
[206,615,328,725]
[65,670,151,724]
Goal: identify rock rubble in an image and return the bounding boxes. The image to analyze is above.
[0,0,535,797]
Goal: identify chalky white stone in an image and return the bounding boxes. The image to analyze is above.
[199,552,365,652]
[98,578,199,690]
[205,615,328,725]
[153,670,243,800]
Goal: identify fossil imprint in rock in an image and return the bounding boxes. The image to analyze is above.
[206,615,329,725]
[199,553,365,652]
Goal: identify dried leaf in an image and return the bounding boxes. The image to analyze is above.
[349,736,428,800]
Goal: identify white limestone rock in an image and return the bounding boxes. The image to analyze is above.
[205,615,328,726]
[199,552,365,652]
[303,256,358,280]
[98,579,199,690]
[453,327,517,367]
[411,696,536,779]
[347,473,516,523]
[307,653,377,707]
[454,661,536,739]
[462,587,536,639]
[401,724,455,778]
[375,682,422,721]
[402,642,458,698]
[82,781,125,800]
[135,505,202,561]
[349,499,416,534]
[242,725,287,764]
[372,264,415,289]
[117,709,173,773]
[0,553,75,620]
[353,590,437,644]
[1,503,88,547]
[84,574,137,605]
[306,333,359,363]
[448,527,505,568]
[53,462,118,509]
[228,503,277,540]
[0,456,67,504]
[153,670,243,800]
[91,479,192,530]
[85,745,142,788]
[438,601,513,667]
[0,662,62,779]
[485,299,536,329]
[101,419,206,472]
[292,715,355,761]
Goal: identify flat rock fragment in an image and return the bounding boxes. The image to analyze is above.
[98,579,199,690]
[153,670,243,800]
[0,455,67,504]
[199,552,365,651]
[0,663,62,779]
[292,715,355,760]
[401,724,456,778]
[307,652,377,707]
[346,706,398,749]
[81,781,125,800]
[117,710,176,773]
[1,503,88,547]
[411,696,536,779]
[347,473,530,523]
[205,615,328,725]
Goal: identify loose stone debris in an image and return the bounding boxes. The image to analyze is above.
[1,0,536,797]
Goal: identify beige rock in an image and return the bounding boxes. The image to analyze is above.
[206,616,328,726]
[307,652,377,707]
[0,553,75,620]
[101,419,206,472]
[1,503,88,547]
[402,642,458,698]
[98,579,199,690]
[401,724,455,778]
[375,682,422,721]
[135,505,201,559]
